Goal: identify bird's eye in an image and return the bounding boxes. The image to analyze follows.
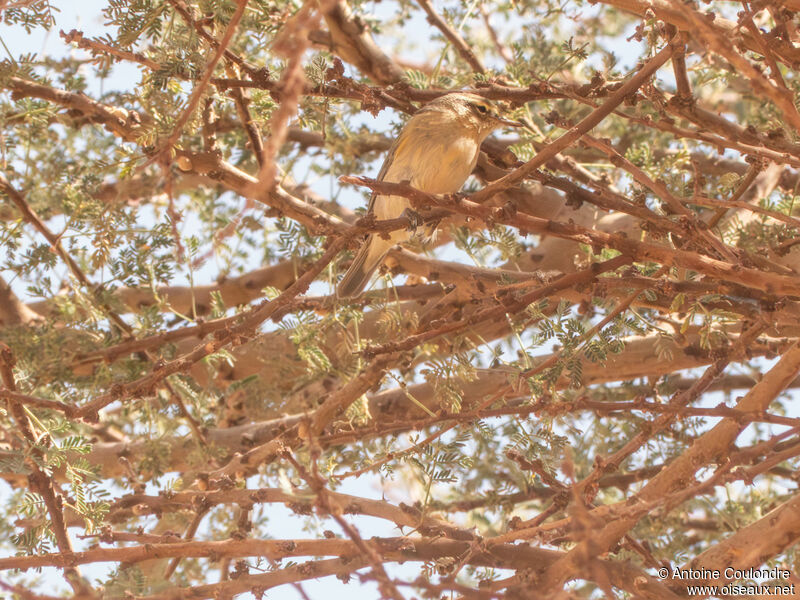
[472,103,489,114]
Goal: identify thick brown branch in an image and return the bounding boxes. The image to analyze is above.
[73,236,348,420]
[535,341,800,592]
[593,0,800,66]
[318,0,405,84]
[0,276,41,326]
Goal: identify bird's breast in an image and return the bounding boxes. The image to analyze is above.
[383,125,480,195]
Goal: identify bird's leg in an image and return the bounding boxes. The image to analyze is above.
[401,206,425,232]
[442,191,465,206]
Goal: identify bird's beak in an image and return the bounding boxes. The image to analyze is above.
[495,115,524,128]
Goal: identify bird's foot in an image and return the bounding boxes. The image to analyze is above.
[401,207,425,232]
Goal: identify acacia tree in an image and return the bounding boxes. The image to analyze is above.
[1,0,800,597]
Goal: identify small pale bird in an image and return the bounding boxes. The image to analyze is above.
[337,92,522,297]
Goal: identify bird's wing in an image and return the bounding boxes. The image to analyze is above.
[366,119,416,214]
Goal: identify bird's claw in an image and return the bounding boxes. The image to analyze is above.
[401,208,424,232]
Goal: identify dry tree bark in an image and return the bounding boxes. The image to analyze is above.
[2,0,800,598]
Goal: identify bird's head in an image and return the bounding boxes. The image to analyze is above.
[422,92,523,137]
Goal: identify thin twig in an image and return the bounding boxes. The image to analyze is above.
[158,0,250,155]
[416,0,486,73]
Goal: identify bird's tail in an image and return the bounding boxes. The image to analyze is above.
[337,236,388,297]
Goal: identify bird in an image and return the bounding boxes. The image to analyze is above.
[336,92,522,297]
